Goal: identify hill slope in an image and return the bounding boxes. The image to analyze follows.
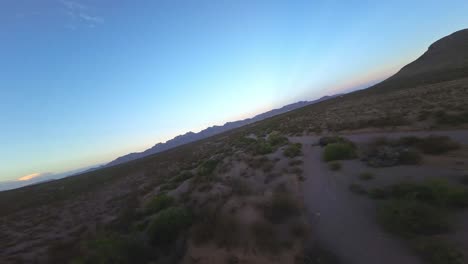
[370,28,468,92]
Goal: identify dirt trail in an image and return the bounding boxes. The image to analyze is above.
[291,130,468,264]
[292,130,468,264]
[298,142,420,264]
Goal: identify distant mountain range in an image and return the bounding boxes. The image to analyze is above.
[106,95,340,167]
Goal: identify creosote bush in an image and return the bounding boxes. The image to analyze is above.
[263,191,300,224]
[359,172,374,180]
[323,142,356,162]
[283,143,303,158]
[145,193,174,215]
[148,206,192,245]
[377,200,449,237]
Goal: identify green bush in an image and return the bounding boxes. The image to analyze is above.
[323,142,356,162]
[76,233,153,264]
[414,238,464,264]
[254,140,273,155]
[171,171,193,183]
[288,159,303,166]
[263,191,300,223]
[145,193,174,214]
[359,172,374,180]
[268,132,289,147]
[319,136,353,147]
[198,159,219,176]
[328,162,342,171]
[390,179,468,208]
[148,206,192,245]
[283,143,302,158]
[377,199,449,237]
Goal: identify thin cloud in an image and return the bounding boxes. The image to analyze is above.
[18,172,42,181]
[59,0,104,28]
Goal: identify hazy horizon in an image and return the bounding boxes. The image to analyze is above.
[2,0,468,182]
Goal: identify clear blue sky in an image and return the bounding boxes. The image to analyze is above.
[1,0,467,181]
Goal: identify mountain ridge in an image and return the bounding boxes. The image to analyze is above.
[106,95,340,167]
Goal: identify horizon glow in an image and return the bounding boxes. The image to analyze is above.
[1,1,468,181]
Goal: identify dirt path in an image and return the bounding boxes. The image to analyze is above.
[292,130,468,264]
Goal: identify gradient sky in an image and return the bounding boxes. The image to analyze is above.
[1,0,468,182]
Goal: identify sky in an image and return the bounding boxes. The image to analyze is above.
[1,0,468,182]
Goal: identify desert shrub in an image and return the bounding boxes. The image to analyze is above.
[414,238,464,264]
[368,188,389,199]
[289,159,303,166]
[262,160,275,172]
[145,193,174,215]
[377,199,449,237]
[76,232,154,264]
[247,156,267,169]
[263,191,300,223]
[171,171,193,183]
[318,136,353,147]
[399,149,422,165]
[390,180,468,208]
[148,206,192,245]
[290,166,303,175]
[253,140,273,155]
[359,172,374,180]
[268,131,289,147]
[192,210,241,249]
[349,183,367,195]
[323,142,356,162]
[198,159,219,176]
[434,110,468,125]
[328,162,341,171]
[251,221,282,253]
[416,136,460,155]
[159,182,180,192]
[283,143,302,158]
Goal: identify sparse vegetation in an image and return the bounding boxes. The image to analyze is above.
[283,143,303,158]
[289,159,303,166]
[263,191,301,224]
[268,131,289,147]
[359,172,374,180]
[323,142,356,162]
[413,238,464,264]
[145,193,175,215]
[377,199,449,237]
[147,206,192,245]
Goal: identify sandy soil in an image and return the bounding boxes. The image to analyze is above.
[291,129,468,264]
